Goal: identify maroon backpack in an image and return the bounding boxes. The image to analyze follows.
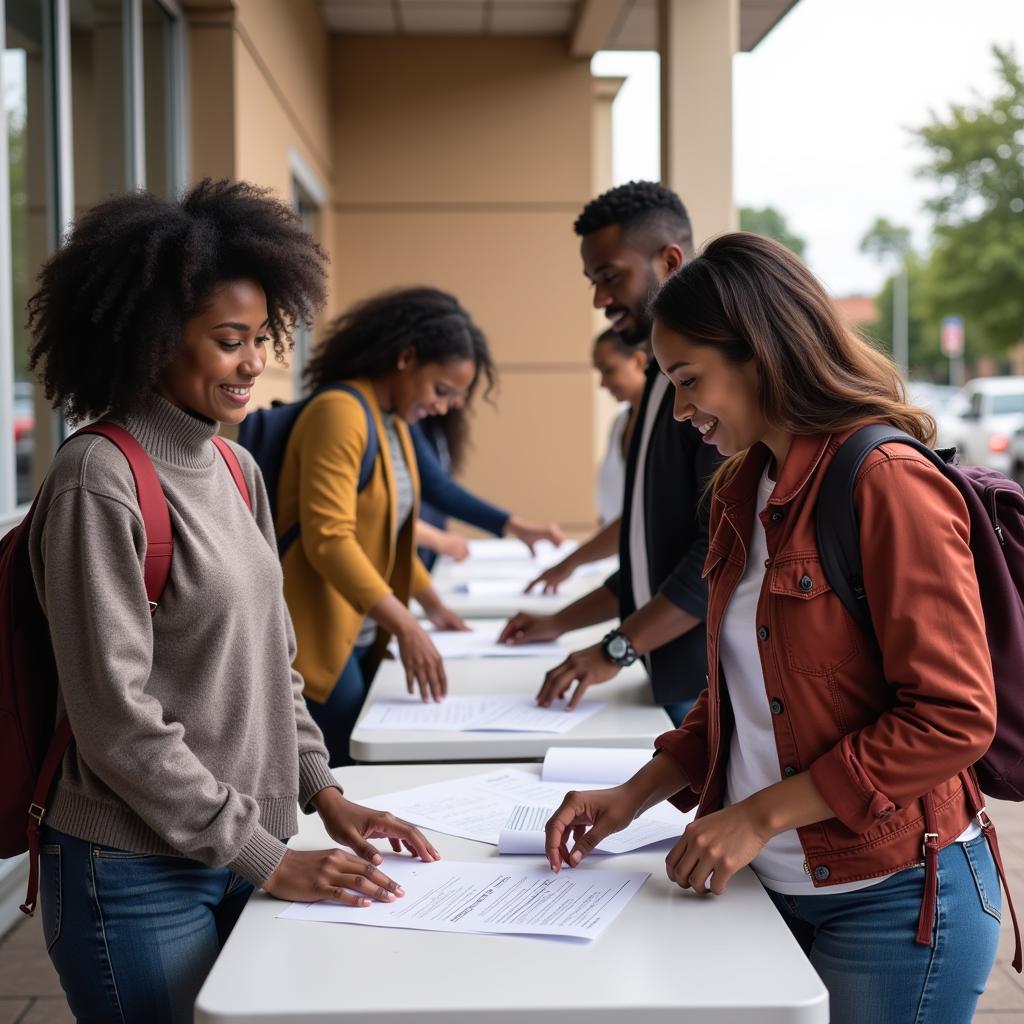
[0,422,250,915]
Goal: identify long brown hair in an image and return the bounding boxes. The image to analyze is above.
[649,232,934,486]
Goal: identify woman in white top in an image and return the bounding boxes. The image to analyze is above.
[593,328,648,525]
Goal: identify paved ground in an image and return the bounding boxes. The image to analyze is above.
[4,799,1024,1022]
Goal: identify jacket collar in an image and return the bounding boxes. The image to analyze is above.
[715,433,832,510]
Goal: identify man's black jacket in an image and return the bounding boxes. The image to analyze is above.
[604,364,721,704]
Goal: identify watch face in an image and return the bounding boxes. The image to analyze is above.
[608,635,628,659]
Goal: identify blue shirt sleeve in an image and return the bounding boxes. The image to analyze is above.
[411,424,510,537]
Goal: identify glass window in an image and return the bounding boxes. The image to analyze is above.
[5,0,53,507]
[991,394,1024,417]
[70,0,127,211]
[291,180,320,393]
[142,0,175,196]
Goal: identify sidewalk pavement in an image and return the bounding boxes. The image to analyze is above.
[4,798,1024,1022]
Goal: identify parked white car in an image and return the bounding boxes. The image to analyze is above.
[937,377,1024,474]
[1008,425,1024,488]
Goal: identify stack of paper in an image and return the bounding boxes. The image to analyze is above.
[365,763,688,855]
[279,859,649,941]
[357,695,606,734]
[390,627,564,660]
[465,538,576,565]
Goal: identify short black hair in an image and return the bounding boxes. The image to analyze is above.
[574,180,693,256]
[305,286,496,402]
[28,178,328,423]
[593,327,632,357]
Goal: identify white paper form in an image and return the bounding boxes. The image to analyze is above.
[541,747,654,786]
[366,769,589,843]
[390,627,564,660]
[366,768,689,851]
[497,804,684,856]
[358,695,606,733]
[465,538,575,565]
[278,859,649,941]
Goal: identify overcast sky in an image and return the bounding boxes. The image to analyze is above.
[593,0,1024,297]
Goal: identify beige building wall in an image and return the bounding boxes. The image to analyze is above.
[330,36,605,532]
[185,0,336,407]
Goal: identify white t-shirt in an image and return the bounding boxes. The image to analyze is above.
[720,466,977,896]
[629,374,669,612]
[596,405,630,526]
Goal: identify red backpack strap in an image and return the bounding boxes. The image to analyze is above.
[962,770,1022,972]
[211,436,252,512]
[21,423,171,917]
[77,423,173,610]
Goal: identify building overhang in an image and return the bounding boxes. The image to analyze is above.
[319,0,801,54]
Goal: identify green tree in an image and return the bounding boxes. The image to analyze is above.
[739,206,806,258]
[860,217,911,263]
[865,256,949,380]
[914,45,1024,354]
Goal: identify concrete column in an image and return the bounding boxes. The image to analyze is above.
[659,0,738,246]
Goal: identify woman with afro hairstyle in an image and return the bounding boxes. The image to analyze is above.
[26,180,439,1023]
[277,286,496,763]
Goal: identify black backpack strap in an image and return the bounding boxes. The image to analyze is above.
[815,425,942,636]
[330,383,379,491]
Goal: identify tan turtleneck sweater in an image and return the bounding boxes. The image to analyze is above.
[28,394,339,885]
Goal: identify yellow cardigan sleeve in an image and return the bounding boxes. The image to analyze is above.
[296,393,393,613]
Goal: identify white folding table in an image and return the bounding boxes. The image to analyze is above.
[349,621,673,763]
[195,762,829,1024]
[421,538,618,620]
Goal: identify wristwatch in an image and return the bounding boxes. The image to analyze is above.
[601,628,638,668]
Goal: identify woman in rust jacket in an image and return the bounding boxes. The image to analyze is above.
[543,233,1003,1023]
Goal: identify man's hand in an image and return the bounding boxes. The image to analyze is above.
[498,612,563,645]
[536,643,620,710]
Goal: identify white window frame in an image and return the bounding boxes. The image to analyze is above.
[289,146,326,394]
[0,0,187,529]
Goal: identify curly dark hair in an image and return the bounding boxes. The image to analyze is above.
[573,180,694,257]
[27,178,328,422]
[304,286,496,403]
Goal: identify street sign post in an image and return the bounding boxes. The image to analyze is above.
[941,315,965,387]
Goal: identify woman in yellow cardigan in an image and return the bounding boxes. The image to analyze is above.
[278,287,492,764]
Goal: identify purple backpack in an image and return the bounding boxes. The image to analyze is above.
[815,425,1024,800]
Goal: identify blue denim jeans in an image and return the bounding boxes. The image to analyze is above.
[305,644,374,767]
[765,834,1001,1024]
[39,825,254,1024]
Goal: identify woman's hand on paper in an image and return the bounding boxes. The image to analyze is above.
[423,602,470,633]
[664,801,772,896]
[543,786,641,871]
[524,558,575,594]
[506,515,564,556]
[263,848,408,907]
[395,621,449,702]
[536,644,618,709]
[321,795,441,865]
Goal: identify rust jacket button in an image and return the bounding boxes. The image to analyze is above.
[813,865,830,882]
[770,699,784,715]
[799,575,814,591]
[757,626,769,641]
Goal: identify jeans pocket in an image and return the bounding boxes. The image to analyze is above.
[963,835,1002,922]
[40,845,62,953]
